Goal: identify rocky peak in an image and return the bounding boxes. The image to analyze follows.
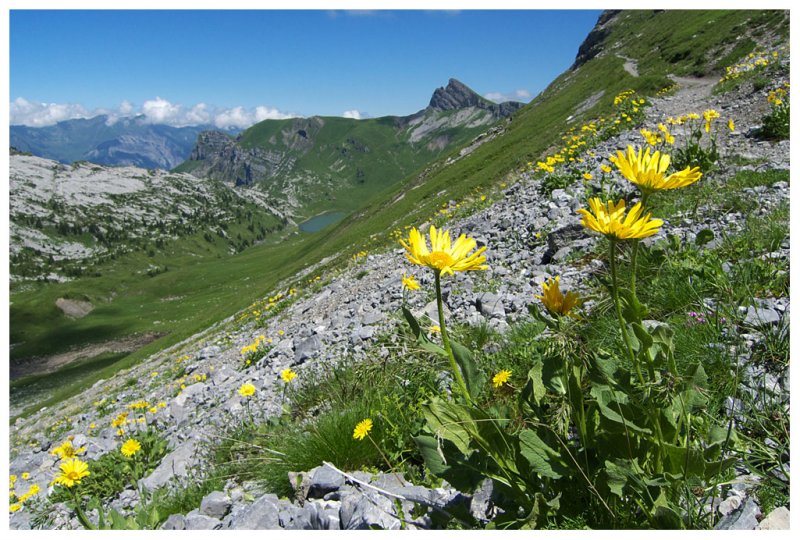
[429,78,485,111]
[428,78,524,118]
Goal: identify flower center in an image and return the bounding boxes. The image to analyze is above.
[428,251,455,270]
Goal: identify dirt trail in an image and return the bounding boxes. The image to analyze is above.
[10,333,162,380]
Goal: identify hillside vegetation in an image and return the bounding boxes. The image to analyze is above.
[9,9,790,530]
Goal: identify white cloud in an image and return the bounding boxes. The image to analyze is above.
[342,110,362,120]
[10,96,298,129]
[254,106,294,122]
[10,97,90,127]
[485,89,532,103]
[142,96,182,124]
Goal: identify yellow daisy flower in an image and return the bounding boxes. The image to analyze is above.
[120,439,142,458]
[353,419,373,441]
[280,369,297,383]
[401,273,420,291]
[53,459,90,488]
[611,146,702,193]
[492,369,512,388]
[238,382,256,398]
[578,198,663,241]
[400,226,487,276]
[536,276,582,317]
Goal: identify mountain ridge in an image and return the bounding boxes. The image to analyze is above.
[176,78,523,219]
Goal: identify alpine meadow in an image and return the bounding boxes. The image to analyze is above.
[8,9,790,531]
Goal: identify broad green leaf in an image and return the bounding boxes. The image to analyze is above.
[590,385,652,435]
[620,289,648,323]
[422,398,474,454]
[518,429,569,479]
[402,306,446,356]
[663,442,706,477]
[450,339,485,400]
[652,489,684,529]
[525,363,546,408]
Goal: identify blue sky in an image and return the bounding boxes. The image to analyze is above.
[10,9,602,128]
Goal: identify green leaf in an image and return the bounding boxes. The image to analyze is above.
[402,306,446,356]
[695,228,714,246]
[422,398,474,454]
[590,385,652,435]
[518,429,570,479]
[652,490,684,529]
[450,339,485,400]
[524,363,546,408]
[620,289,648,323]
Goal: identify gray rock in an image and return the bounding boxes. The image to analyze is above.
[743,305,781,327]
[287,501,341,530]
[339,490,401,530]
[295,335,322,362]
[200,491,232,519]
[717,495,742,516]
[199,345,220,359]
[361,311,384,326]
[476,292,505,319]
[757,506,789,530]
[161,514,186,530]
[469,478,496,523]
[229,493,283,529]
[308,466,346,500]
[715,496,760,530]
[139,440,195,491]
[185,510,221,530]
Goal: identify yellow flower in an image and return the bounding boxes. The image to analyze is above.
[401,273,420,291]
[27,484,40,497]
[536,276,582,317]
[278,330,285,336]
[577,198,663,241]
[21,472,30,481]
[51,440,86,460]
[582,172,593,180]
[149,407,158,414]
[53,458,90,488]
[429,325,441,334]
[280,369,297,383]
[120,439,142,458]
[400,225,488,276]
[111,412,129,428]
[9,503,21,513]
[492,369,512,388]
[353,418,373,441]
[600,164,612,174]
[728,119,735,132]
[9,474,17,486]
[611,146,702,193]
[238,382,256,397]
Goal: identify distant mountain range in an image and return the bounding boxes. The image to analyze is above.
[10,115,239,170]
[176,78,524,219]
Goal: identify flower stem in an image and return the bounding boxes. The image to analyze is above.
[629,192,649,298]
[367,434,404,487]
[72,490,95,530]
[435,271,471,403]
[609,239,644,385]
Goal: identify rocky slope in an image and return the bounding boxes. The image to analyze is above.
[8,58,789,529]
[176,79,523,219]
[10,115,231,170]
[9,155,286,283]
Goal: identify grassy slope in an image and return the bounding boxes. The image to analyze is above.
[180,112,499,218]
[10,9,783,416]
